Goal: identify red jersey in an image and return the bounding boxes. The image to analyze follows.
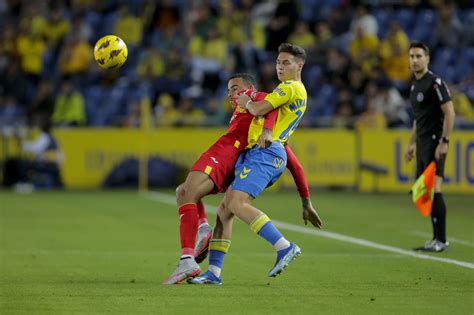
[227,89,267,147]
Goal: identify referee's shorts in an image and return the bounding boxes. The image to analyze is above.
[416,137,446,178]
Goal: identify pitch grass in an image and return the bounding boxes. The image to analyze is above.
[0,190,473,314]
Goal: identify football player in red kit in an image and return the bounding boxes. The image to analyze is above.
[163,73,321,284]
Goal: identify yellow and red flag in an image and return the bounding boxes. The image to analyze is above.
[411,161,436,217]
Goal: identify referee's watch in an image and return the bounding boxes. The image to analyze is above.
[440,136,449,144]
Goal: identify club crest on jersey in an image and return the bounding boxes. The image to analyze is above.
[273,158,284,169]
[417,92,424,102]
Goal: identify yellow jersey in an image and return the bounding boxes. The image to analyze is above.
[246,80,307,148]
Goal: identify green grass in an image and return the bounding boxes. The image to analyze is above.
[1,190,473,314]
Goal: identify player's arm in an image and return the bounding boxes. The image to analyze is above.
[258,109,278,148]
[245,100,274,116]
[285,145,322,229]
[436,100,455,159]
[237,83,291,116]
[405,120,416,162]
[440,101,455,140]
[434,79,455,159]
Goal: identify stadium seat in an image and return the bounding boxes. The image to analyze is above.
[313,84,337,117]
[461,47,474,64]
[373,8,392,37]
[303,65,322,90]
[418,9,437,27]
[435,47,456,66]
[393,9,415,30]
[410,22,432,42]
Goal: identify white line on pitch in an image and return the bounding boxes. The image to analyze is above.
[141,191,474,270]
[411,230,474,248]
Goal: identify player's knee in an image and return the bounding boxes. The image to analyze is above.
[226,197,243,215]
[217,203,232,220]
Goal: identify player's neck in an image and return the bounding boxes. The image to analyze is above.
[281,75,301,82]
[414,68,428,80]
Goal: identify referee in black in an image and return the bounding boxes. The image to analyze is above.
[404,41,455,252]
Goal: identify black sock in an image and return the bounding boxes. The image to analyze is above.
[432,193,447,243]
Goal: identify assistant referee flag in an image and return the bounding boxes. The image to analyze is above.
[412,161,436,217]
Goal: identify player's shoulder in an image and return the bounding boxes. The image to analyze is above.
[277,80,306,91]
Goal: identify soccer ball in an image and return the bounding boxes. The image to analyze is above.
[93,35,128,69]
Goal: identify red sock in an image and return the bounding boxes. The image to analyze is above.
[178,203,198,256]
[197,201,208,226]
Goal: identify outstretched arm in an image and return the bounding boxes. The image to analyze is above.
[285,145,322,229]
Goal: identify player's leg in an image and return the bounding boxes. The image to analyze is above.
[188,202,233,285]
[227,143,300,277]
[414,146,448,252]
[430,153,448,251]
[175,171,214,258]
[225,188,300,277]
[163,171,214,284]
[193,200,213,263]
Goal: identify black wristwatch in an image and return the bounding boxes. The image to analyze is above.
[439,136,449,144]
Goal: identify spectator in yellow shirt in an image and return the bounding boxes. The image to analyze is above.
[43,7,70,49]
[137,46,165,79]
[52,79,86,126]
[114,4,143,46]
[355,99,387,130]
[379,21,411,82]
[350,26,379,75]
[16,26,47,77]
[288,21,317,50]
[58,33,92,76]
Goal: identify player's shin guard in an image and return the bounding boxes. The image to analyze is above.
[197,200,208,226]
[208,239,231,277]
[250,214,290,251]
[432,193,447,243]
[178,203,199,257]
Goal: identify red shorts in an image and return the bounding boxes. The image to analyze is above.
[191,133,246,194]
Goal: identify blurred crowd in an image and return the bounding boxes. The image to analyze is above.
[0,0,474,130]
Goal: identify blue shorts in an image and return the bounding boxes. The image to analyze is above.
[232,142,287,198]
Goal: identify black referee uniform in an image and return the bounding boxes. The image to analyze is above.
[409,70,451,244]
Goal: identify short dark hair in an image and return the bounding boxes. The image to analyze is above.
[278,43,306,63]
[409,41,430,56]
[228,73,256,87]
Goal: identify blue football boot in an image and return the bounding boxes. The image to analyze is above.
[268,243,301,277]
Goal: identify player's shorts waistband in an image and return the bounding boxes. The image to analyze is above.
[249,140,285,149]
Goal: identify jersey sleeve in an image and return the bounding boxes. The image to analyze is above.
[263,109,278,129]
[433,77,452,106]
[285,145,310,198]
[264,82,292,109]
[252,91,268,102]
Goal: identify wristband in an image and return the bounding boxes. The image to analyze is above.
[439,136,449,144]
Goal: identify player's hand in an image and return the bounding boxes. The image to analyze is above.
[302,198,322,229]
[258,128,273,148]
[435,143,448,160]
[404,143,415,162]
[236,94,251,109]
